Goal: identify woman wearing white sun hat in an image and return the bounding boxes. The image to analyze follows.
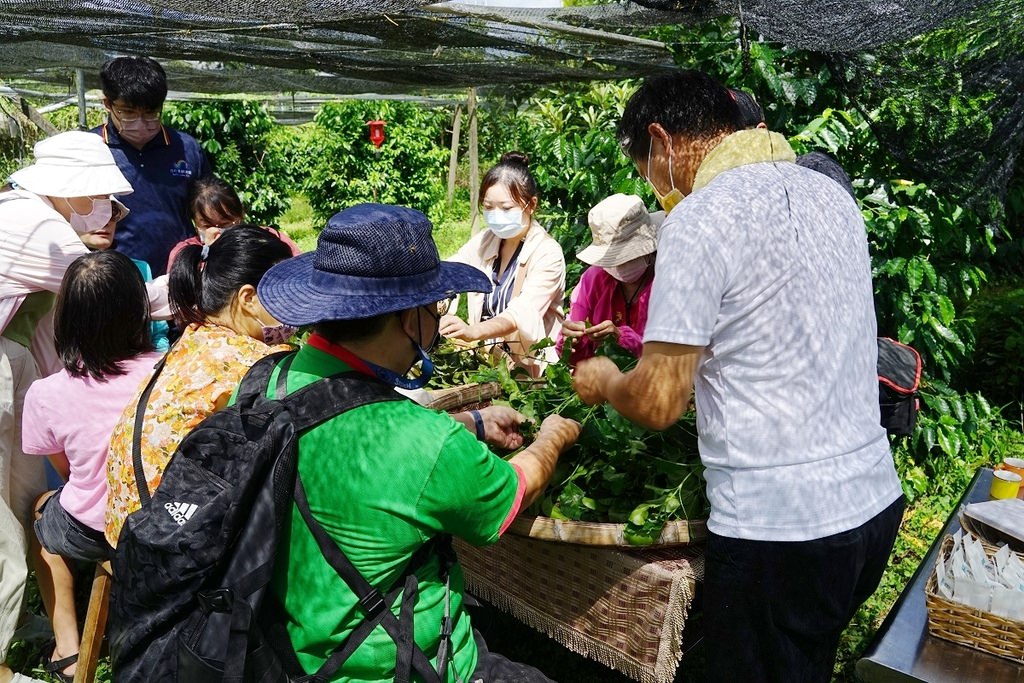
[0,131,134,683]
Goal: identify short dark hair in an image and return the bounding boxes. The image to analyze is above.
[55,251,154,381]
[479,151,539,208]
[313,315,393,344]
[189,176,245,227]
[797,151,857,199]
[729,88,765,129]
[170,224,292,326]
[617,70,744,161]
[100,56,168,110]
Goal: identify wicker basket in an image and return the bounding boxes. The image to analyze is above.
[424,382,502,411]
[924,534,1024,663]
[507,514,707,548]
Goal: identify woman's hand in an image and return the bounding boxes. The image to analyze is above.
[560,320,587,339]
[439,314,472,340]
[583,320,618,341]
[204,226,225,245]
[563,319,617,342]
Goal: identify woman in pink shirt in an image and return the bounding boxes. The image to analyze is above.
[22,251,163,681]
[557,194,664,365]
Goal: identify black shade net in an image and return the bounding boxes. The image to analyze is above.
[0,0,1021,225]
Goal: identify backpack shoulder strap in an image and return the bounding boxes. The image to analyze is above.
[131,353,169,508]
[278,370,403,434]
[293,475,444,683]
[235,350,297,408]
[261,364,440,681]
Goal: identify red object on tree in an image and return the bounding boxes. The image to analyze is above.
[367,119,386,148]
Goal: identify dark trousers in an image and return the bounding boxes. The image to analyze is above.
[703,496,905,683]
[469,629,554,683]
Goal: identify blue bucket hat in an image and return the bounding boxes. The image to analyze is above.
[258,203,490,326]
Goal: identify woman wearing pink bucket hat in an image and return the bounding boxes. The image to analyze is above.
[0,131,133,683]
[557,193,664,365]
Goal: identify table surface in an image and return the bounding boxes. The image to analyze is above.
[856,468,1024,683]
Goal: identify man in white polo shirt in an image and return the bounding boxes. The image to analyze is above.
[573,69,904,683]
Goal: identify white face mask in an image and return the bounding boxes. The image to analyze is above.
[484,208,526,239]
[606,256,650,283]
[64,197,113,235]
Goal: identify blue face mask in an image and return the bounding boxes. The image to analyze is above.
[364,342,435,390]
[362,307,439,390]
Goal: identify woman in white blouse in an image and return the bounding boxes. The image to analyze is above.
[0,131,134,683]
[440,152,565,377]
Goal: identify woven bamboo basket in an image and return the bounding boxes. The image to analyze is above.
[960,512,1024,555]
[425,381,503,411]
[924,534,1024,663]
[507,514,707,548]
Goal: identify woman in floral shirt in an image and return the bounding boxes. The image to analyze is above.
[105,226,295,546]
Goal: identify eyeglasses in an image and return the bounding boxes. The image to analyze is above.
[112,107,162,123]
[110,201,129,223]
[194,220,233,231]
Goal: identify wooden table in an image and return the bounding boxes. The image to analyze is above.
[856,468,1024,682]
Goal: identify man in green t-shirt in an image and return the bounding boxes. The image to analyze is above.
[257,203,579,682]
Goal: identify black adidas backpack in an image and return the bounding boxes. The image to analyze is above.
[110,351,451,683]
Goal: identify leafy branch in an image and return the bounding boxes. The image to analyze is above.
[432,337,708,545]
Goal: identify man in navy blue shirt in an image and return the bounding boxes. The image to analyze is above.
[93,56,210,276]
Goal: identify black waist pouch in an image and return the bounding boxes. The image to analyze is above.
[877,337,922,437]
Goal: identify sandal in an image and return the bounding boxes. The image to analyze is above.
[42,641,78,683]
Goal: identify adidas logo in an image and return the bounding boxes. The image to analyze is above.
[164,501,198,526]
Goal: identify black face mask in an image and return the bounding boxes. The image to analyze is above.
[418,305,442,353]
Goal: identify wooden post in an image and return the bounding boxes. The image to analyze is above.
[76,69,87,130]
[14,95,58,136]
[74,562,112,683]
[446,104,462,206]
[468,88,480,233]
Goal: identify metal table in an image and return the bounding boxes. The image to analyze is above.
[856,468,1024,682]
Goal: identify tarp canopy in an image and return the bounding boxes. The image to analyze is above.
[0,0,1021,219]
[0,1,1008,96]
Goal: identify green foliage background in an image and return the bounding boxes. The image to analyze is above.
[4,12,1024,683]
[301,100,452,226]
[163,100,292,226]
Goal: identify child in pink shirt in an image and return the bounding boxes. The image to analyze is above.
[165,176,301,273]
[21,251,162,681]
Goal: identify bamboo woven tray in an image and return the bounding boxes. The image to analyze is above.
[924,534,1024,663]
[507,515,707,548]
[424,381,502,411]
